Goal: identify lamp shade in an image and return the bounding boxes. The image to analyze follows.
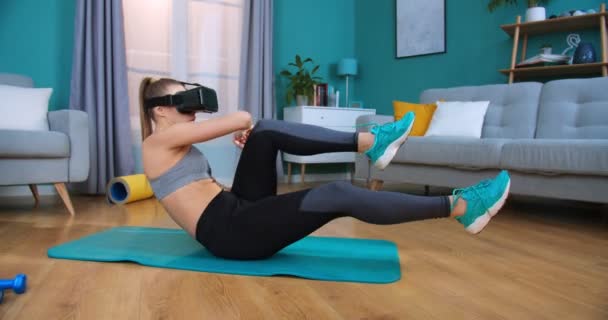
[337,58,358,76]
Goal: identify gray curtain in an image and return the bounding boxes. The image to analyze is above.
[239,0,283,180]
[239,0,275,120]
[69,0,134,194]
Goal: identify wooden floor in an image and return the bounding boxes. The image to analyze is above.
[0,182,607,320]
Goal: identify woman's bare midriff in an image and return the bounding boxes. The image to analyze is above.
[159,178,223,237]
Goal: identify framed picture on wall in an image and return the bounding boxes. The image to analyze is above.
[396,0,446,58]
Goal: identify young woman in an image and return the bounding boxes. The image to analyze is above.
[140,78,511,260]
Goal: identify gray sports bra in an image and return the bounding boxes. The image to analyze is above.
[149,147,214,199]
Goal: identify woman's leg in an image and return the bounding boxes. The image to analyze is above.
[201,181,452,260]
[231,119,359,201]
[231,115,414,202]
[201,171,511,260]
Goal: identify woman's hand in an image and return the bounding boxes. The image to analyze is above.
[233,127,252,149]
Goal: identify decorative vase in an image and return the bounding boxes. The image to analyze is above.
[572,10,585,16]
[526,7,546,22]
[573,42,597,64]
[296,95,308,106]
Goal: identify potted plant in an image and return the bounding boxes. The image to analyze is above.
[487,0,551,22]
[540,43,552,54]
[280,55,322,106]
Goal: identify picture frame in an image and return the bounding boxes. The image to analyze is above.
[395,0,446,59]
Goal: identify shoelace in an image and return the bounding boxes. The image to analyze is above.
[451,179,492,215]
[355,122,396,134]
[355,122,379,129]
[377,122,396,133]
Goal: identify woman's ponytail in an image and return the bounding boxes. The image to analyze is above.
[139,77,185,141]
[139,77,154,141]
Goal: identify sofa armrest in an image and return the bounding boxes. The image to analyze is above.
[356,114,394,132]
[48,110,90,182]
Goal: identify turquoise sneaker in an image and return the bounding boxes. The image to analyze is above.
[365,112,415,170]
[453,170,511,234]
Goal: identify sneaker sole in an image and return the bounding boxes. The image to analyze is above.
[373,120,414,170]
[465,178,511,234]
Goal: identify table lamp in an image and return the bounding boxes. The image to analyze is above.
[337,58,358,107]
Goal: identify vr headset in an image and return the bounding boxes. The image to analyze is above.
[144,81,218,114]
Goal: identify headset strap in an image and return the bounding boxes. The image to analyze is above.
[144,81,202,108]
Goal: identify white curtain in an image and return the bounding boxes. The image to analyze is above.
[123,0,244,186]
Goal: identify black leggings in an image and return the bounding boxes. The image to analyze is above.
[196,120,450,260]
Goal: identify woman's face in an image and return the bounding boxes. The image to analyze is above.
[153,83,196,124]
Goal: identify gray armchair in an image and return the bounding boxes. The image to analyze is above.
[0,73,89,215]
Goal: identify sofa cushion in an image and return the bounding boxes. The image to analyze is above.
[0,130,70,158]
[394,137,508,169]
[501,139,608,176]
[536,77,608,139]
[424,101,490,138]
[420,82,543,139]
[393,100,436,136]
[0,85,52,131]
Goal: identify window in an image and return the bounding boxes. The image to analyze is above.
[123,0,244,184]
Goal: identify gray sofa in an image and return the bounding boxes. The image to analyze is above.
[0,73,89,215]
[355,77,608,204]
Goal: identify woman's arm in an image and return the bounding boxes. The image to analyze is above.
[149,111,253,148]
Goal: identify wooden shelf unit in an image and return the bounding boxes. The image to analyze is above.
[501,3,608,83]
[501,11,608,36]
[500,62,608,77]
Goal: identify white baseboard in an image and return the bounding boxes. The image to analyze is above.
[281,172,352,184]
[0,185,57,197]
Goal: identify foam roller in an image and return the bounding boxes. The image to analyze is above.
[106,174,154,204]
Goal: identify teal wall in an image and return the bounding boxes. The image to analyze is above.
[274,0,357,175]
[0,0,76,110]
[354,0,604,114]
[274,0,356,118]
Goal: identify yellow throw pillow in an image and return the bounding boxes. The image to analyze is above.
[393,100,438,136]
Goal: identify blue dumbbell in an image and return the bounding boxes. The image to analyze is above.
[0,274,27,303]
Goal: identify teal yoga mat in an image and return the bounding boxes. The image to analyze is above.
[48,227,401,284]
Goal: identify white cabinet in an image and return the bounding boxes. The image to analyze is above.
[282,106,376,183]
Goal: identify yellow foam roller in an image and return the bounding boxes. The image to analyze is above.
[106,174,154,205]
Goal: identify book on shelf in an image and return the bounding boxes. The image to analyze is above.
[313,83,328,106]
[516,54,571,68]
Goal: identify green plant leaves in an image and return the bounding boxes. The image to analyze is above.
[280,54,324,104]
[487,0,517,12]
